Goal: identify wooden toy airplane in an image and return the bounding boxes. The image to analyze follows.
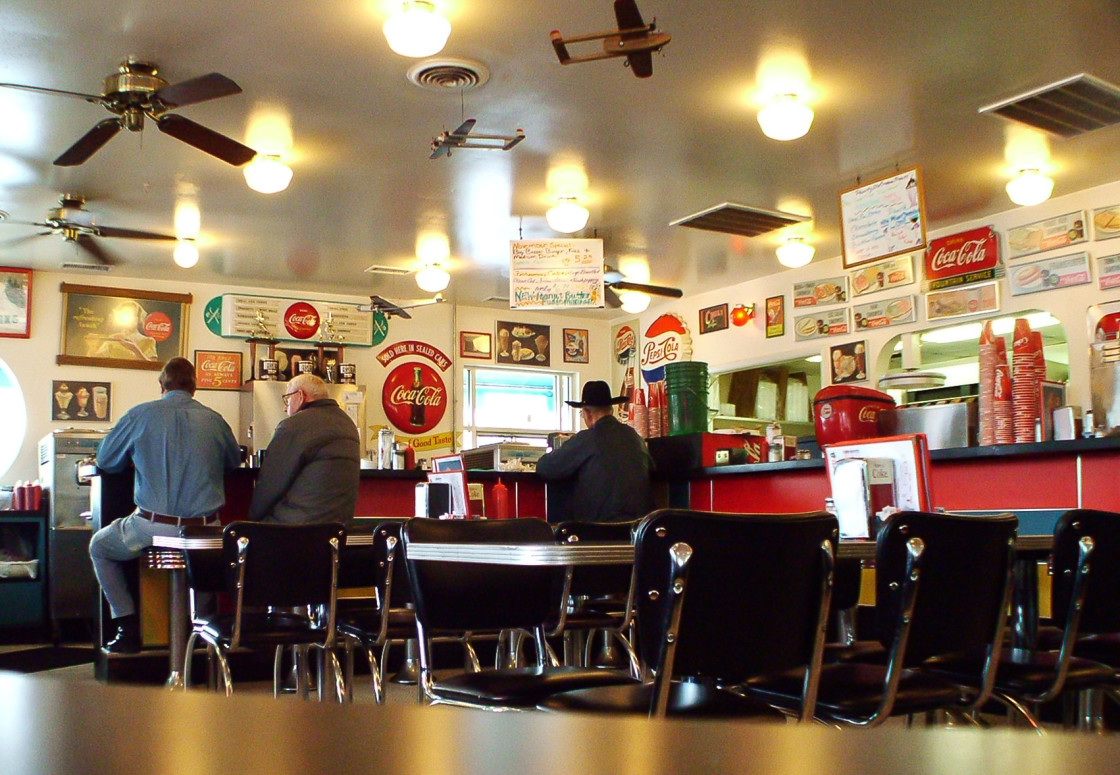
[429,119,526,159]
[550,0,670,78]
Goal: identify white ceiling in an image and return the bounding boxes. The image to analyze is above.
[2,0,1120,314]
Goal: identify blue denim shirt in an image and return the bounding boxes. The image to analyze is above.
[97,390,240,518]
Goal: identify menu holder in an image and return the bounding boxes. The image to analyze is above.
[429,454,469,518]
[823,434,934,536]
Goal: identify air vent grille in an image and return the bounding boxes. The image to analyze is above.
[978,73,1120,138]
[363,264,412,276]
[60,262,112,272]
[407,58,490,92]
[482,295,510,304]
[670,202,810,238]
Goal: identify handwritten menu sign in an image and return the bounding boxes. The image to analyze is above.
[1005,211,1087,260]
[793,308,850,341]
[793,276,848,307]
[509,239,604,310]
[849,254,915,297]
[1008,252,1092,296]
[840,167,926,268]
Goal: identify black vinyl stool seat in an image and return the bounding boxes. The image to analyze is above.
[183,521,347,700]
[402,517,636,710]
[923,508,1116,731]
[748,511,1019,727]
[541,508,838,720]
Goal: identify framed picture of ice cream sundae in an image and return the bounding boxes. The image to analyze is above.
[0,267,32,338]
[51,380,112,422]
[495,321,551,367]
[57,283,191,371]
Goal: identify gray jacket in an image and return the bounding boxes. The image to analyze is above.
[248,398,360,524]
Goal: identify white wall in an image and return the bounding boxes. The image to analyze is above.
[624,179,1120,416]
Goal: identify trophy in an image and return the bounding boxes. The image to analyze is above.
[250,309,273,340]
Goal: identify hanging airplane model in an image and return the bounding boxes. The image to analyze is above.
[550,0,671,79]
[359,294,446,319]
[429,119,526,159]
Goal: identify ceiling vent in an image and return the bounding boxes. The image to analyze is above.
[978,73,1120,138]
[363,263,412,276]
[670,202,810,238]
[60,261,112,272]
[407,58,490,92]
[481,294,510,304]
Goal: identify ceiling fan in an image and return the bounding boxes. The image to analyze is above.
[604,265,683,306]
[0,194,176,265]
[0,57,256,167]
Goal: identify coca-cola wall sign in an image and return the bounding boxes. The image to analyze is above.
[924,226,999,290]
[377,340,451,434]
[216,294,374,345]
[194,350,243,390]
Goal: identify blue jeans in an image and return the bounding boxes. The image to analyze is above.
[88,511,184,619]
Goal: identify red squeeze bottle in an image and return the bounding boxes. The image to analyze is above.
[493,478,511,520]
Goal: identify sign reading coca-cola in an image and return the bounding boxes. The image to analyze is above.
[382,362,446,434]
[925,226,999,290]
[194,350,243,391]
[640,313,692,385]
[142,311,173,342]
[283,301,321,339]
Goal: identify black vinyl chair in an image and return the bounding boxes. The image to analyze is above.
[547,520,640,675]
[179,524,226,691]
[748,510,1019,727]
[923,508,1115,731]
[183,521,347,700]
[402,517,637,710]
[541,508,838,720]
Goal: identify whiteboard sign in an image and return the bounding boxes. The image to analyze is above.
[839,167,927,269]
[509,239,605,310]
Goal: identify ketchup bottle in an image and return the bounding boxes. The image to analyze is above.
[492,478,511,520]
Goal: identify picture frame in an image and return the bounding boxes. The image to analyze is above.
[194,350,243,390]
[496,321,550,367]
[52,380,111,422]
[839,166,927,268]
[57,283,191,371]
[0,267,32,338]
[562,328,589,363]
[459,331,493,360]
[830,341,868,385]
[1040,380,1066,442]
[765,296,785,338]
[699,303,729,334]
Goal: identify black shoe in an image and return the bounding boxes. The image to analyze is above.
[104,617,140,654]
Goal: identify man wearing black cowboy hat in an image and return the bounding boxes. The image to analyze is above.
[536,380,654,523]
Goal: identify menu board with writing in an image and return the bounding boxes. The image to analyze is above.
[840,167,927,268]
[218,294,373,345]
[509,239,604,310]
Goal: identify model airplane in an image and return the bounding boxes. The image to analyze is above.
[360,294,446,319]
[429,119,526,159]
[550,0,670,78]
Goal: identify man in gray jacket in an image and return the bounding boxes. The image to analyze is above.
[248,374,360,524]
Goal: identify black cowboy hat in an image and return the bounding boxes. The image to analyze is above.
[566,380,627,407]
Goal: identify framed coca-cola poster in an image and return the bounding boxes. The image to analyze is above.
[194,350,243,390]
[57,283,191,371]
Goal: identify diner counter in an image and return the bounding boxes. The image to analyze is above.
[4,671,1120,775]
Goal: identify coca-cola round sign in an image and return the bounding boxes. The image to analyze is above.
[382,362,446,434]
[283,301,320,339]
[142,311,173,342]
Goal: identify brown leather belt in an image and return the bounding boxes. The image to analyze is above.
[137,509,215,526]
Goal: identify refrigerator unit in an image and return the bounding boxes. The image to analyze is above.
[239,380,368,456]
[38,429,106,628]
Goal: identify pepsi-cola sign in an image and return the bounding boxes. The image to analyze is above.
[640,313,692,384]
[382,362,446,434]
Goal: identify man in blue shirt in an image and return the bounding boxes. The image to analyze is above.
[89,357,240,653]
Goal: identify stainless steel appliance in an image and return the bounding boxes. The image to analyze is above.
[877,398,977,449]
[239,380,367,455]
[460,442,545,471]
[38,429,105,626]
[1090,339,1120,434]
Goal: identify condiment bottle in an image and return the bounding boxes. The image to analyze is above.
[493,478,510,520]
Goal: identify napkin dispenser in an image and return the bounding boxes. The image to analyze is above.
[415,482,452,518]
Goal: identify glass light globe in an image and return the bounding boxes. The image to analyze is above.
[416,264,450,293]
[776,237,815,268]
[1005,169,1054,207]
[173,240,199,268]
[243,154,293,194]
[545,197,590,233]
[757,94,815,141]
[618,290,650,314]
[383,1,451,57]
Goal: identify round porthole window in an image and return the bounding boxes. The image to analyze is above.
[0,357,27,479]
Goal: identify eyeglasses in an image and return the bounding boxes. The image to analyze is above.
[281,390,300,407]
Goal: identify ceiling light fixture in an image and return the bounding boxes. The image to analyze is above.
[1005,168,1054,207]
[776,236,815,268]
[617,290,651,314]
[545,196,589,233]
[173,239,199,268]
[415,263,451,293]
[384,0,451,58]
[757,93,814,141]
[243,153,293,194]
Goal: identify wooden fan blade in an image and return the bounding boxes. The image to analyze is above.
[605,287,622,308]
[0,82,105,104]
[95,225,177,241]
[54,118,122,166]
[155,114,257,166]
[75,233,117,265]
[612,280,682,298]
[156,73,242,109]
[0,232,49,250]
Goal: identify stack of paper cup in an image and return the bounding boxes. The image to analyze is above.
[630,388,649,439]
[994,337,1014,444]
[1012,319,1039,443]
[978,321,997,446]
